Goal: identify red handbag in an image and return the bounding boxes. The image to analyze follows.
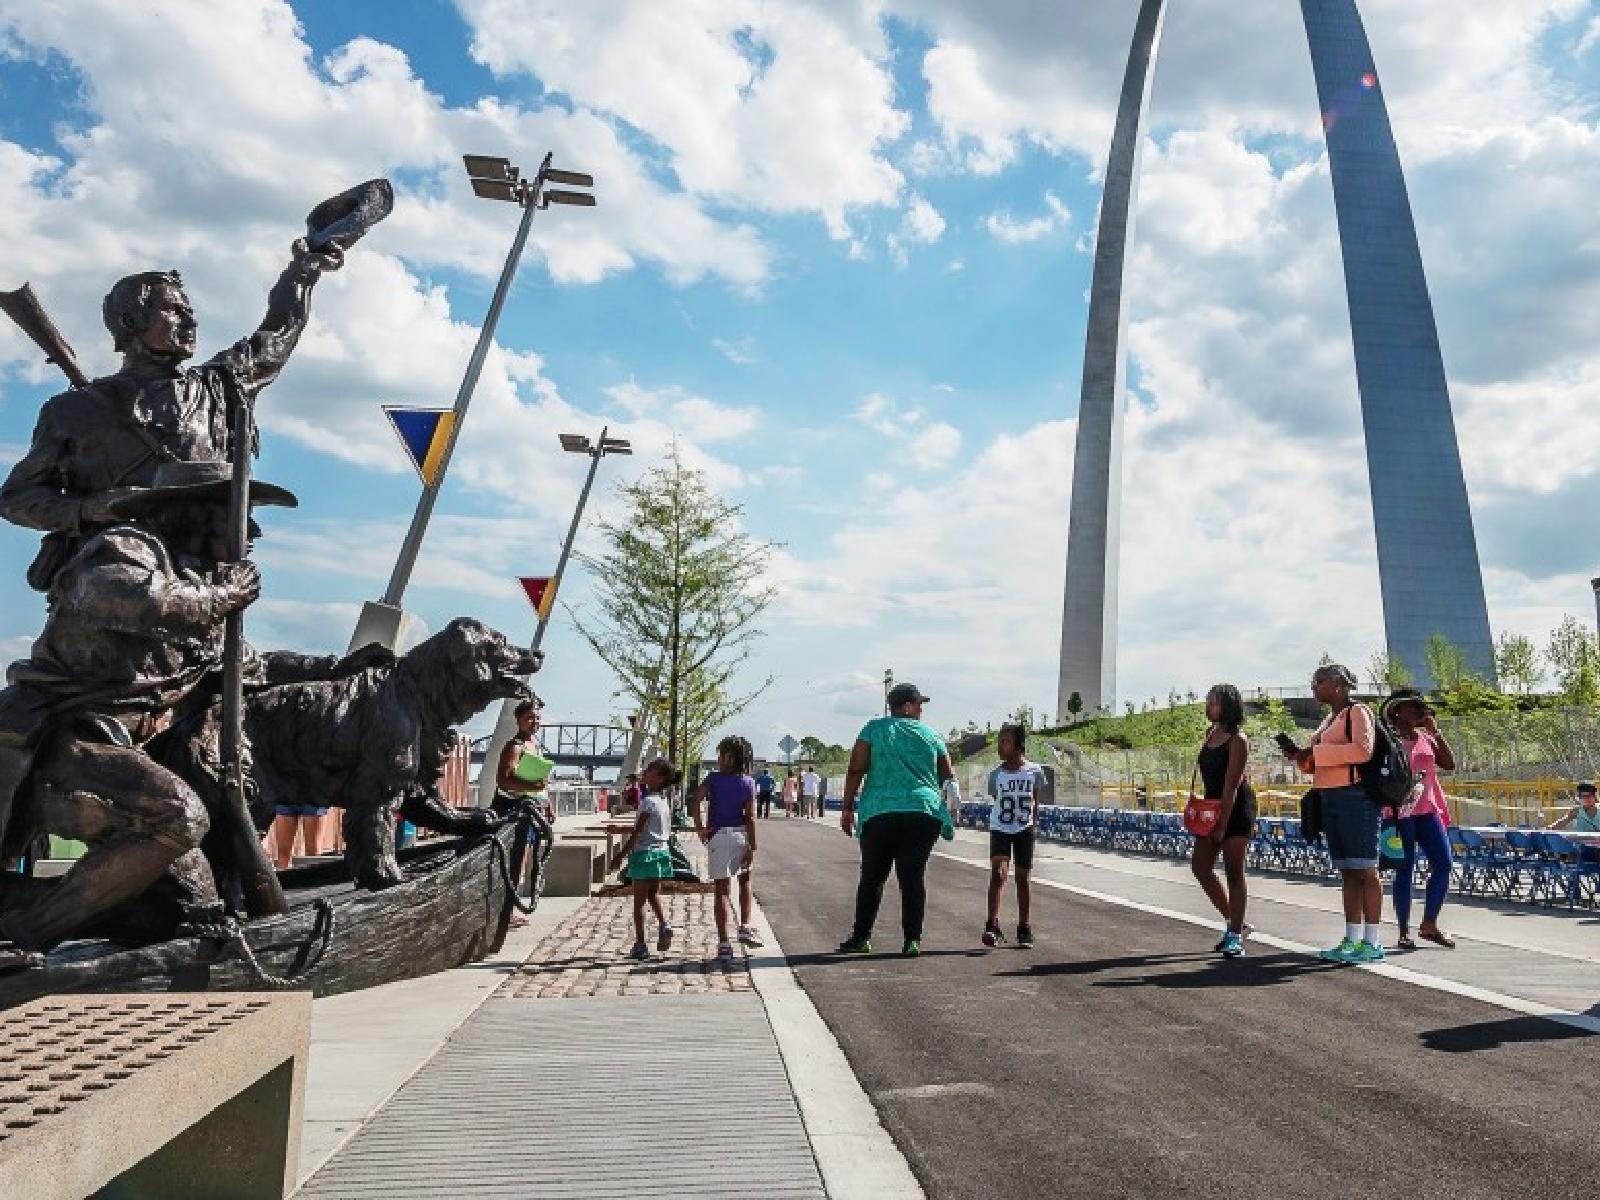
[1183,797,1224,837]
[1182,764,1223,836]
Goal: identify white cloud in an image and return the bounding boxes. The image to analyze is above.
[909,422,962,468]
[456,0,908,239]
[887,193,946,266]
[1577,15,1600,56]
[902,195,947,243]
[983,191,1071,244]
[712,337,758,366]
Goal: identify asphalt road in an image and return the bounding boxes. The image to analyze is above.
[754,819,1600,1200]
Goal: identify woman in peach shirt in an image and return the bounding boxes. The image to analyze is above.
[1284,663,1385,964]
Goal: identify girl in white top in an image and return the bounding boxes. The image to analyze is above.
[611,758,682,960]
[982,724,1049,949]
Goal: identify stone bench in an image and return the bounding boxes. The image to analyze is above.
[544,841,599,896]
[559,831,615,884]
[0,992,310,1200]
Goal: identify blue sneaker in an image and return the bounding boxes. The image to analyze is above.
[1319,937,1360,964]
[1350,940,1386,964]
[1219,931,1245,958]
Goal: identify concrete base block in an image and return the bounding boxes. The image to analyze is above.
[544,843,597,897]
[0,993,311,1200]
[347,600,423,655]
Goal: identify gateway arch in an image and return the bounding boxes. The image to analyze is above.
[1057,0,1494,717]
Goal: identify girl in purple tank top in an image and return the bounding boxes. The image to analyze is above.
[692,736,763,960]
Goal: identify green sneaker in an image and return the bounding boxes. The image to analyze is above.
[1318,937,1360,964]
[836,936,872,954]
[901,939,920,958]
[1350,940,1386,964]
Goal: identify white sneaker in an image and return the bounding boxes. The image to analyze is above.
[737,925,764,947]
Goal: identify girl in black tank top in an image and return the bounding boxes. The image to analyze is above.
[1192,685,1255,956]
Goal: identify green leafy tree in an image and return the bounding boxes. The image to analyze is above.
[1424,633,1472,691]
[1493,632,1542,696]
[1008,704,1036,730]
[1067,691,1084,720]
[1546,615,1600,706]
[1367,649,1414,693]
[569,447,776,778]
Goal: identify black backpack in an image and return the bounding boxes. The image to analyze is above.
[1346,706,1416,809]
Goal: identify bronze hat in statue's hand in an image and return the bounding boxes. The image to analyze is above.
[304,178,395,254]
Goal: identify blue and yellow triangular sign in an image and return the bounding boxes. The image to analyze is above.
[384,406,456,487]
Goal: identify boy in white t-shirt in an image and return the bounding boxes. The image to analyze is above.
[983,723,1050,949]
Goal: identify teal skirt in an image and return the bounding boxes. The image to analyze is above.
[628,846,674,880]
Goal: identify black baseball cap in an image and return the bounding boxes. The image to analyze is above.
[1578,781,1597,795]
[886,682,930,707]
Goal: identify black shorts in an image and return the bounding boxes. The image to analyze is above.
[1216,790,1258,841]
[989,827,1036,870]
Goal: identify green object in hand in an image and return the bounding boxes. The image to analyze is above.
[513,751,554,784]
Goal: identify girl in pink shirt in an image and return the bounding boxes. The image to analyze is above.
[1383,690,1457,950]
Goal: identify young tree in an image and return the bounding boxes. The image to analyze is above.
[1067,691,1084,720]
[1008,704,1035,730]
[1424,633,1471,691]
[569,447,776,779]
[1493,632,1542,696]
[1546,615,1600,706]
[1367,649,1414,693]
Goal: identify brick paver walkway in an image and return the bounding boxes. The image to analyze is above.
[498,891,757,999]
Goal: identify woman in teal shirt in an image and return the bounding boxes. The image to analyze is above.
[837,683,956,957]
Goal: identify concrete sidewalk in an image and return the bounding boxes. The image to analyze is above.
[293,855,920,1198]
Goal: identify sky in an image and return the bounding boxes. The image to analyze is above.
[1,0,1597,756]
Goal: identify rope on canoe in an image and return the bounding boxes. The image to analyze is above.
[222,898,337,990]
[489,827,539,916]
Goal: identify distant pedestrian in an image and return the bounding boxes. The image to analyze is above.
[270,801,330,869]
[982,723,1046,950]
[1383,689,1456,950]
[1285,663,1384,964]
[801,765,822,819]
[782,769,798,817]
[1549,780,1600,833]
[1189,684,1255,958]
[620,772,642,812]
[817,771,830,815]
[837,682,956,957]
[610,757,682,960]
[755,766,777,819]
[692,735,764,959]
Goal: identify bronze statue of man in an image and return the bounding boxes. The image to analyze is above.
[0,462,296,970]
[0,242,341,589]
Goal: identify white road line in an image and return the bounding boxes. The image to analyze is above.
[746,905,926,1200]
[932,849,1600,1036]
[974,835,1600,968]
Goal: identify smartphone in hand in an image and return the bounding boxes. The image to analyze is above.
[1274,732,1300,755]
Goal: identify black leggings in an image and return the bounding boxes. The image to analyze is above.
[851,812,943,942]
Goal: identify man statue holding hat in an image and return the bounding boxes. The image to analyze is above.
[0,461,296,969]
[0,179,391,590]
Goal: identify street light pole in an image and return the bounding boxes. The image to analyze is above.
[380,189,538,609]
[883,668,894,716]
[350,152,596,654]
[531,427,610,654]
[477,427,632,803]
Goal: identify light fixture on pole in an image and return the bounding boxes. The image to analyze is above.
[883,668,894,716]
[349,152,598,654]
[477,427,632,803]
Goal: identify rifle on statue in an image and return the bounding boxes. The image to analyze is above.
[219,386,289,917]
[0,283,89,388]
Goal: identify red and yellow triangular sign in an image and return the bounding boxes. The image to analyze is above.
[519,576,558,621]
[384,406,456,487]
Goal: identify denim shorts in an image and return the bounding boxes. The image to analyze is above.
[1321,783,1380,870]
